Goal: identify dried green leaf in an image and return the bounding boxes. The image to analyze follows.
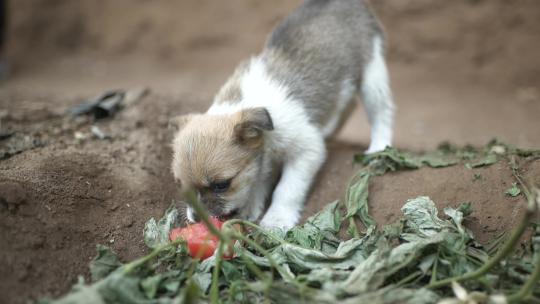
[243,237,369,273]
[457,202,473,217]
[469,153,497,168]
[175,279,203,304]
[337,234,444,295]
[190,257,215,293]
[286,201,342,249]
[140,275,162,299]
[221,260,246,282]
[90,245,122,282]
[400,196,483,280]
[143,205,178,249]
[444,207,466,235]
[41,277,105,304]
[345,173,374,228]
[356,147,458,170]
[191,272,212,293]
[341,287,440,304]
[417,151,459,168]
[505,183,521,197]
[306,200,342,233]
[419,253,437,274]
[94,273,150,304]
[401,196,449,237]
[48,272,150,304]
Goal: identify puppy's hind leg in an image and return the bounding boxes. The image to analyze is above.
[361,35,395,154]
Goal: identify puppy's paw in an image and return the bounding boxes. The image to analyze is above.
[185,206,197,223]
[259,211,298,231]
[365,144,390,154]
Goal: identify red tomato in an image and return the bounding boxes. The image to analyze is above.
[169,217,234,260]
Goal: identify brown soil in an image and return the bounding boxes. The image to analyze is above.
[1,1,540,303]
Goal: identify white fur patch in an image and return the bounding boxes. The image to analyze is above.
[209,58,319,152]
[186,206,196,223]
[259,130,326,229]
[207,57,289,115]
[361,36,395,153]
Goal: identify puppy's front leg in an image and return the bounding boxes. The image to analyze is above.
[260,133,326,230]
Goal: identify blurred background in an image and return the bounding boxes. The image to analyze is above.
[1,1,539,303]
[2,0,540,148]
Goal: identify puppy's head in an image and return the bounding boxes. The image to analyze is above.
[171,107,273,220]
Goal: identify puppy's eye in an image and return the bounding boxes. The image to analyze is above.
[210,180,231,193]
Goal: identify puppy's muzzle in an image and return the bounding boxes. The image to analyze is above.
[186,205,239,223]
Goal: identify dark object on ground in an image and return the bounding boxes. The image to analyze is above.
[0,131,13,140]
[69,90,125,120]
[0,133,43,160]
[69,88,149,120]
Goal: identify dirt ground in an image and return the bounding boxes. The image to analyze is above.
[1,1,540,303]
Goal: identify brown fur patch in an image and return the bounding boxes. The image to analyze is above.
[171,111,264,194]
[234,107,273,148]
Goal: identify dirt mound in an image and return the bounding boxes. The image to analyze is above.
[0,92,183,302]
[1,112,537,303]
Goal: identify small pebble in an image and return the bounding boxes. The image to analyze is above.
[74,131,87,141]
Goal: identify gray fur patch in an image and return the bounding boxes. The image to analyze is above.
[262,0,384,127]
[214,60,250,103]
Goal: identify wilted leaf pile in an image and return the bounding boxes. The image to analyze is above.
[41,142,540,304]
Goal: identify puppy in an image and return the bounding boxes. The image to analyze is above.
[171,0,394,230]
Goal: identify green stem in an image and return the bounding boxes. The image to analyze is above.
[348,217,360,238]
[477,277,494,293]
[508,192,540,303]
[429,251,439,284]
[186,256,201,280]
[508,247,540,303]
[396,271,422,287]
[210,241,224,304]
[428,189,538,289]
[511,162,533,200]
[121,239,184,274]
[237,253,274,302]
[238,252,271,282]
[234,233,295,282]
[223,219,286,245]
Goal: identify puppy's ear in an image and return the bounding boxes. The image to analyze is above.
[234,107,274,148]
[169,114,194,131]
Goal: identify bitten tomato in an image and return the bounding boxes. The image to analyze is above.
[169,217,234,260]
